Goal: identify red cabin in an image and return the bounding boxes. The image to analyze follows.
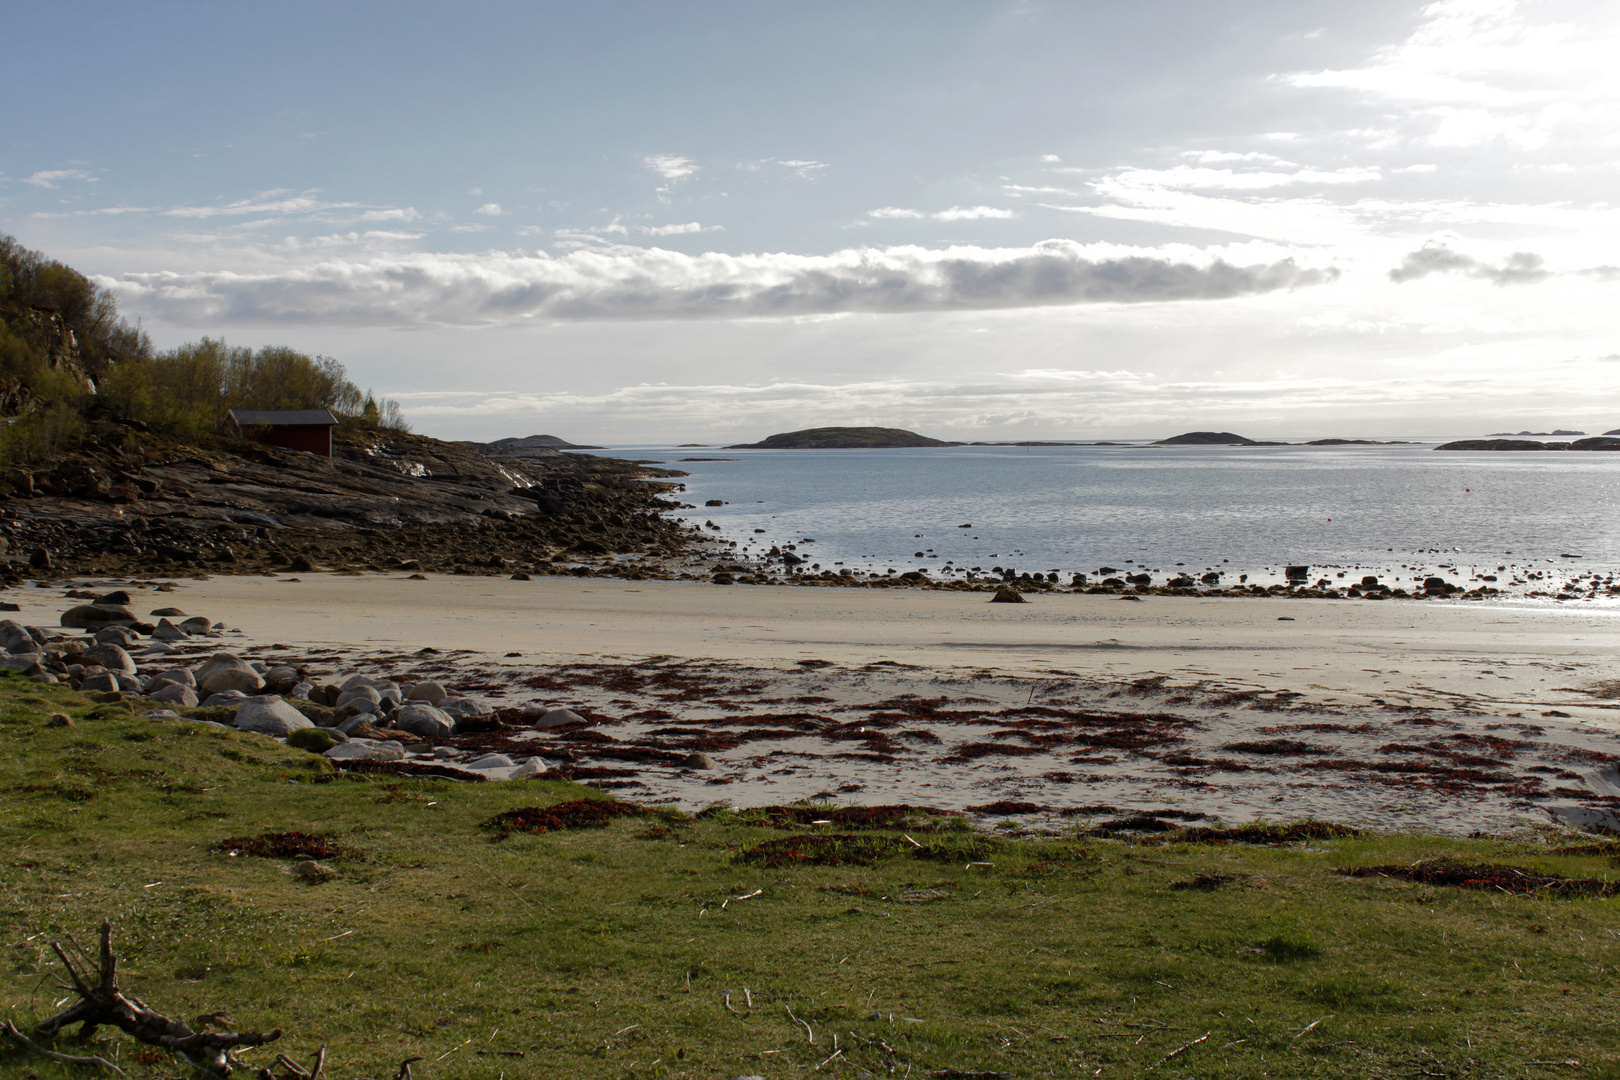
[227,409,339,457]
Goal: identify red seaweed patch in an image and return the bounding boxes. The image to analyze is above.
[1222,739,1332,756]
[735,833,904,867]
[965,801,1047,815]
[218,832,350,859]
[1342,862,1620,898]
[484,798,650,838]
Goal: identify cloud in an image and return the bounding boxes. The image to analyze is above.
[162,190,360,219]
[22,169,95,188]
[869,206,1017,221]
[360,208,421,222]
[933,205,1017,221]
[1109,165,1382,191]
[644,222,724,236]
[643,154,697,194]
[103,239,1336,327]
[1388,243,1549,286]
[765,158,829,179]
[474,203,506,216]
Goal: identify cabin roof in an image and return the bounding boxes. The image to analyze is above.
[227,409,338,427]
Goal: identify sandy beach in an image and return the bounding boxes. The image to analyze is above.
[19,573,1620,836]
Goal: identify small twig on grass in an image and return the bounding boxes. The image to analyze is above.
[1289,1015,1333,1046]
[817,1048,844,1069]
[435,1038,472,1061]
[786,1005,815,1043]
[722,990,741,1015]
[392,1056,424,1080]
[1150,1031,1209,1068]
[2,1020,126,1075]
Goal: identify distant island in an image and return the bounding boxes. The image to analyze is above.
[1487,429,1587,437]
[490,434,605,450]
[1436,437,1620,452]
[469,433,607,460]
[1151,431,1413,447]
[726,426,961,449]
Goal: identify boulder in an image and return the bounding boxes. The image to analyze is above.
[149,607,187,617]
[154,667,197,687]
[263,666,300,694]
[393,703,455,738]
[233,697,314,736]
[61,604,136,629]
[989,587,1027,604]
[336,685,382,708]
[202,690,250,707]
[151,619,190,642]
[178,616,214,635]
[466,754,514,770]
[95,625,141,647]
[0,654,42,672]
[148,683,199,708]
[339,674,378,693]
[79,672,121,692]
[0,619,37,653]
[510,757,551,778]
[83,643,137,676]
[290,681,315,700]
[324,740,405,762]
[406,680,448,705]
[438,697,491,720]
[94,591,132,607]
[682,752,716,770]
[286,727,346,752]
[196,654,265,696]
[531,707,587,728]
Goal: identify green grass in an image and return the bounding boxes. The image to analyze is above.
[2,673,1619,1079]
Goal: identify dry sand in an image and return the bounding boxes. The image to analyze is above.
[18,574,1620,835]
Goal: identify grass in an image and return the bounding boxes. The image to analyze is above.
[1,672,1619,1078]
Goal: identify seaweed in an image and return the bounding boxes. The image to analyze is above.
[735,833,904,867]
[965,800,1047,815]
[483,798,650,838]
[1341,862,1620,898]
[1222,739,1331,756]
[218,831,350,859]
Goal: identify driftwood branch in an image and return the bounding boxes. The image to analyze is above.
[30,920,282,1077]
[1,1019,126,1075]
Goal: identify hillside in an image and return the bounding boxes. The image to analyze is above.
[726,425,959,449]
[0,235,700,579]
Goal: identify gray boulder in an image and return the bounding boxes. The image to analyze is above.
[61,604,136,629]
[394,702,455,738]
[233,697,314,736]
[339,673,378,693]
[532,707,587,728]
[155,667,197,687]
[196,654,265,696]
[79,672,121,692]
[94,626,141,648]
[0,653,42,672]
[325,740,405,762]
[178,616,213,635]
[149,683,199,708]
[0,619,37,653]
[406,680,448,705]
[335,686,382,710]
[83,643,137,676]
[263,665,300,694]
[438,697,491,720]
[290,681,315,700]
[151,619,190,642]
[466,754,514,770]
[202,690,249,707]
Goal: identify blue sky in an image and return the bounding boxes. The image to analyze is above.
[4,1,1618,441]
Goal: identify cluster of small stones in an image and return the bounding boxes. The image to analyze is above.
[9,588,579,778]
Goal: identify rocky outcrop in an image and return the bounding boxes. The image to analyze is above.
[0,426,701,580]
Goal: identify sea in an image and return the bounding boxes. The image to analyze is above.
[589,441,1620,595]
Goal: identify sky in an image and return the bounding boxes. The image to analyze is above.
[3,0,1618,442]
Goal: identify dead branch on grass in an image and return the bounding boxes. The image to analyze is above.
[30,920,282,1076]
[1,1019,125,1075]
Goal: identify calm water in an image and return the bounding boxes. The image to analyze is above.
[596,443,1620,585]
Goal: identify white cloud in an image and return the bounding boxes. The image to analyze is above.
[162,190,360,219]
[933,205,1017,221]
[103,239,1336,327]
[642,154,697,194]
[869,206,1016,221]
[1111,165,1382,191]
[474,202,506,216]
[764,158,829,179]
[643,222,725,236]
[22,169,96,188]
[360,207,421,222]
